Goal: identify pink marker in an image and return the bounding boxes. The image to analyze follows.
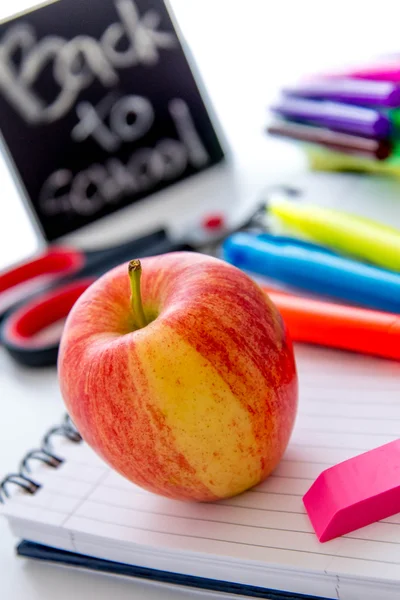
[314,59,400,83]
[303,440,400,542]
[325,63,400,83]
[350,68,400,82]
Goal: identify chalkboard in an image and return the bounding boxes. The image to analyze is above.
[0,0,225,241]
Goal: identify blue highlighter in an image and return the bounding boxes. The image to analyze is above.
[222,232,400,314]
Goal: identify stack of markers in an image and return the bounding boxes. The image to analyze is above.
[268,61,400,176]
[222,196,400,361]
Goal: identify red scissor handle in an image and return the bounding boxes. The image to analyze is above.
[1,278,94,366]
[0,247,85,294]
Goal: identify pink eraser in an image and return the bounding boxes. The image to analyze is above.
[303,440,400,542]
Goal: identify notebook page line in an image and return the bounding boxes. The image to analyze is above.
[85,483,400,544]
[296,417,400,435]
[64,512,400,566]
[59,468,111,529]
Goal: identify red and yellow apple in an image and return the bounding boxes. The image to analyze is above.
[58,252,297,501]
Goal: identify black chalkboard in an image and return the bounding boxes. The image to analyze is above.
[0,0,225,241]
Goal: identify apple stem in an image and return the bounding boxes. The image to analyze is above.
[128,259,147,329]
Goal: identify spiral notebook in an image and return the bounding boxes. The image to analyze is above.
[2,344,400,600]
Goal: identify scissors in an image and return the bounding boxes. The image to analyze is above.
[0,230,194,367]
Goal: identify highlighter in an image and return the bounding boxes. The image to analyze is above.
[268,197,400,272]
[222,232,400,314]
[271,97,391,138]
[283,78,400,108]
[267,121,392,160]
[305,146,400,178]
[263,286,400,361]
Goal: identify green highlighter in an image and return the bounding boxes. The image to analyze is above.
[390,108,400,133]
[269,197,400,272]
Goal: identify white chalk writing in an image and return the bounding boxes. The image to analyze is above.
[0,0,176,124]
[72,94,155,151]
[39,99,209,216]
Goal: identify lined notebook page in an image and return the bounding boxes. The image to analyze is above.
[3,344,400,598]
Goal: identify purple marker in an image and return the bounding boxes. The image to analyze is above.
[271,97,391,138]
[284,78,400,108]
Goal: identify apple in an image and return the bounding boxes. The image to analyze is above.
[58,252,298,501]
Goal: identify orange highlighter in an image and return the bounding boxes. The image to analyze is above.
[262,286,400,361]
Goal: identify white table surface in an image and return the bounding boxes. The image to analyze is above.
[2,1,400,598]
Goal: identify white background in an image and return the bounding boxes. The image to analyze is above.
[2,1,400,598]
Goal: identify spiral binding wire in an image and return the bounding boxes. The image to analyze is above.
[20,449,63,476]
[0,414,82,503]
[0,474,40,500]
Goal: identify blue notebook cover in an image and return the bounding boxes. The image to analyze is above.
[16,541,331,600]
